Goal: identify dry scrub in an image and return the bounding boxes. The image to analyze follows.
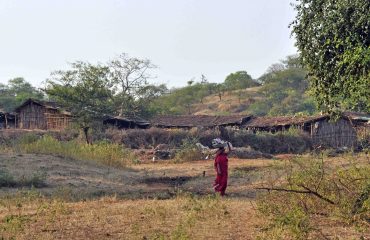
[0,193,262,240]
[13,135,136,168]
[256,154,370,239]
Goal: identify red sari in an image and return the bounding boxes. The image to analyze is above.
[213,151,228,196]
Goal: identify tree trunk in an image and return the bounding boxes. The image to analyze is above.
[83,127,90,144]
[4,114,7,129]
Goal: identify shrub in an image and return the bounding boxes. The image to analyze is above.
[174,138,203,163]
[257,155,370,239]
[18,171,47,188]
[196,129,220,147]
[231,129,312,154]
[111,128,190,149]
[0,169,47,188]
[18,135,134,168]
[105,127,312,154]
[0,169,16,187]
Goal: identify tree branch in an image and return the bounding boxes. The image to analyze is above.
[255,186,336,205]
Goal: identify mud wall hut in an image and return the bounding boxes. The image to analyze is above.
[245,115,358,148]
[15,99,72,130]
[151,115,252,129]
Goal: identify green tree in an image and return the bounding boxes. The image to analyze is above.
[135,84,168,118]
[224,71,260,90]
[46,62,115,143]
[0,77,43,112]
[291,0,370,112]
[249,56,317,116]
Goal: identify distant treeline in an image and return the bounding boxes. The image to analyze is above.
[0,54,316,119]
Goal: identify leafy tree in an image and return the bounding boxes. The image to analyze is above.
[291,0,370,112]
[215,83,226,101]
[46,62,115,143]
[249,56,317,116]
[0,77,43,112]
[224,71,260,90]
[135,84,169,118]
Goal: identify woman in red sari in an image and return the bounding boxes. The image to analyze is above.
[213,140,231,196]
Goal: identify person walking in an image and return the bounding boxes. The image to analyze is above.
[212,139,232,196]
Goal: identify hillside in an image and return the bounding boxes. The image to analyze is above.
[191,86,264,115]
[151,56,317,117]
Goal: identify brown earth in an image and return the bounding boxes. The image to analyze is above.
[1,153,368,239]
[0,153,272,200]
[0,153,271,239]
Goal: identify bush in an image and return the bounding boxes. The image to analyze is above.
[0,169,47,188]
[18,135,134,168]
[174,138,203,163]
[104,127,312,154]
[257,155,370,239]
[107,128,190,149]
[0,130,79,150]
[231,129,312,154]
[18,171,47,188]
[196,129,220,147]
[0,169,16,187]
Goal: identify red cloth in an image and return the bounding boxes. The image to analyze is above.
[213,152,228,196]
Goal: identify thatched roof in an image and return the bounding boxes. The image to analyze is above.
[245,115,329,128]
[343,112,370,122]
[104,115,150,129]
[151,115,252,128]
[15,98,72,115]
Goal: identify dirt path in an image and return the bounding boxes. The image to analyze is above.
[0,153,273,199]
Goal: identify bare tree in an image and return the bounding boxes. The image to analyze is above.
[109,53,157,115]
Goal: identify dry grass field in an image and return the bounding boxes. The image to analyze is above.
[0,196,262,239]
[0,152,369,239]
[192,86,263,115]
[0,153,271,199]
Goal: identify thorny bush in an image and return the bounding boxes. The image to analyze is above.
[256,154,370,239]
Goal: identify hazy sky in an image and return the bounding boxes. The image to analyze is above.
[0,0,297,88]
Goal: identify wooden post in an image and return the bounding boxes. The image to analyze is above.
[4,113,7,129]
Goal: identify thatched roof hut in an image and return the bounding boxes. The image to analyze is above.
[343,112,370,126]
[245,115,358,148]
[245,115,328,132]
[0,109,15,129]
[343,112,370,140]
[151,115,252,129]
[104,115,150,129]
[15,98,72,130]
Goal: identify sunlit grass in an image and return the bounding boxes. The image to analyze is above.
[0,192,260,240]
[17,135,135,168]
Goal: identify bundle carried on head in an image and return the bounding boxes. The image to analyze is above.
[212,138,228,148]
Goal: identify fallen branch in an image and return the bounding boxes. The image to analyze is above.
[255,186,335,205]
[299,184,336,205]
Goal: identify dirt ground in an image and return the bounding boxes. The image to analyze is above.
[0,153,273,200]
[1,153,368,239]
[0,153,272,239]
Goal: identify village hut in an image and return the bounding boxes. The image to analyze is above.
[151,115,252,129]
[0,109,16,129]
[343,112,370,140]
[15,99,72,130]
[343,111,370,126]
[245,115,358,148]
[103,115,150,129]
